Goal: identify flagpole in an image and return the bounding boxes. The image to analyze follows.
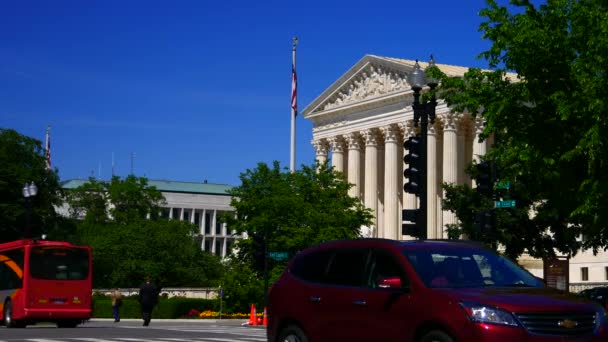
[290,37,298,173]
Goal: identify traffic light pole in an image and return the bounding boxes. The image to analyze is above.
[411,84,437,240]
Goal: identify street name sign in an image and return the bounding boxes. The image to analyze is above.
[494,200,516,208]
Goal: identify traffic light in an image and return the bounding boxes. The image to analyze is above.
[475,160,493,198]
[475,210,496,234]
[402,209,420,237]
[403,136,421,195]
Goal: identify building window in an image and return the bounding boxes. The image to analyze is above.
[161,209,170,219]
[183,212,189,221]
[215,211,223,235]
[581,267,589,281]
[204,213,211,234]
[215,240,222,256]
[194,212,200,225]
[171,208,179,219]
[605,267,608,281]
[204,240,212,252]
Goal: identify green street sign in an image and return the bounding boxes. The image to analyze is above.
[494,200,516,208]
[496,180,511,190]
[269,252,289,260]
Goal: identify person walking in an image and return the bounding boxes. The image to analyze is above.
[110,288,123,322]
[138,276,159,326]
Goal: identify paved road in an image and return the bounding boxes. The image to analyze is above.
[0,319,267,342]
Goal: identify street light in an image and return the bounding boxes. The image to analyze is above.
[22,182,38,239]
[406,56,438,240]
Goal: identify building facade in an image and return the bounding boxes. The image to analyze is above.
[60,179,238,258]
[302,54,608,290]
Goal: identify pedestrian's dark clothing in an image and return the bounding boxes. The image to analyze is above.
[139,280,159,326]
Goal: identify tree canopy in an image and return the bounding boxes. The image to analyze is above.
[0,128,62,242]
[438,0,608,257]
[223,161,374,277]
[65,176,221,288]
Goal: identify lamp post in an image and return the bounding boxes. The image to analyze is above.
[22,182,38,239]
[407,56,438,239]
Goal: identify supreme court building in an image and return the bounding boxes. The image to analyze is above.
[303,54,483,241]
[302,54,608,289]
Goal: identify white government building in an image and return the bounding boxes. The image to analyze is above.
[60,179,239,258]
[302,54,608,291]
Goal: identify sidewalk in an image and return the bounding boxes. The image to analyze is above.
[89,318,251,325]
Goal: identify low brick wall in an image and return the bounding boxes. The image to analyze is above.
[95,287,219,299]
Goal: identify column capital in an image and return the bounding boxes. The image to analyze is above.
[439,112,461,132]
[347,132,364,150]
[312,138,329,156]
[399,120,417,139]
[381,124,402,144]
[363,128,382,147]
[329,136,346,153]
[474,116,486,135]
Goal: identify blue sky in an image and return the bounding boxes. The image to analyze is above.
[1,0,495,186]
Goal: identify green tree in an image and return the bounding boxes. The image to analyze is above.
[438,0,608,257]
[79,219,222,288]
[66,175,165,224]
[223,161,374,277]
[0,128,63,242]
[65,176,222,288]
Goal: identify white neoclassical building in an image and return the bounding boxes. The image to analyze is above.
[303,55,483,241]
[60,179,239,258]
[302,54,608,290]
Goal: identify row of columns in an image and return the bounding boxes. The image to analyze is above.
[313,114,488,240]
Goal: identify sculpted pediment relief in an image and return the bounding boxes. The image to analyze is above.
[321,64,410,111]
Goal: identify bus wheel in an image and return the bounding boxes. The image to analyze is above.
[57,320,79,328]
[3,300,24,328]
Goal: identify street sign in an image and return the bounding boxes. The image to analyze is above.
[496,180,510,189]
[269,252,289,260]
[494,200,516,208]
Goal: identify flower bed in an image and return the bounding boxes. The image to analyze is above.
[182,309,251,319]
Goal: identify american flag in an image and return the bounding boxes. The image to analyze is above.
[45,125,51,170]
[291,62,297,117]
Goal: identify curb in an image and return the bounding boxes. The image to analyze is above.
[88,318,250,324]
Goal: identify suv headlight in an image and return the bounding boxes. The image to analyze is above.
[460,301,519,327]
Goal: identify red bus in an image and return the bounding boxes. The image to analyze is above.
[0,238,92,328]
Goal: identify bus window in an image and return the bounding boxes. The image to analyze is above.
[29,247,89,280]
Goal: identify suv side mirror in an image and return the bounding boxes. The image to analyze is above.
[378,276,402,289]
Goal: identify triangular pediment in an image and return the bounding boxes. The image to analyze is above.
[302,55,471,118]
[302,55,417,117]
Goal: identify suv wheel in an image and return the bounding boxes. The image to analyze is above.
[420,330,454,342]
[278,324,308,342]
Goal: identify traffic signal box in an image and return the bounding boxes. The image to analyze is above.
[403,136,421,195]
[475,160,494,198]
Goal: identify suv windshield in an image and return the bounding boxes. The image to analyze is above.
[404,246,543,289]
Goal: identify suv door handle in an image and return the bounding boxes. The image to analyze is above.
[352,300,367,306]
[309,296,321,303]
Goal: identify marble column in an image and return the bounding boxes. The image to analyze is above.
[313,139,329,167]
[377,143,385,238]
[441,113,459,236]
[347,132,364,200]
[382,124,401,240]
[472,117,488,188]
[364,128,381,238]
[330,136,347,174]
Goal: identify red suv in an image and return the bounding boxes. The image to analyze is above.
[267,239,608,342]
